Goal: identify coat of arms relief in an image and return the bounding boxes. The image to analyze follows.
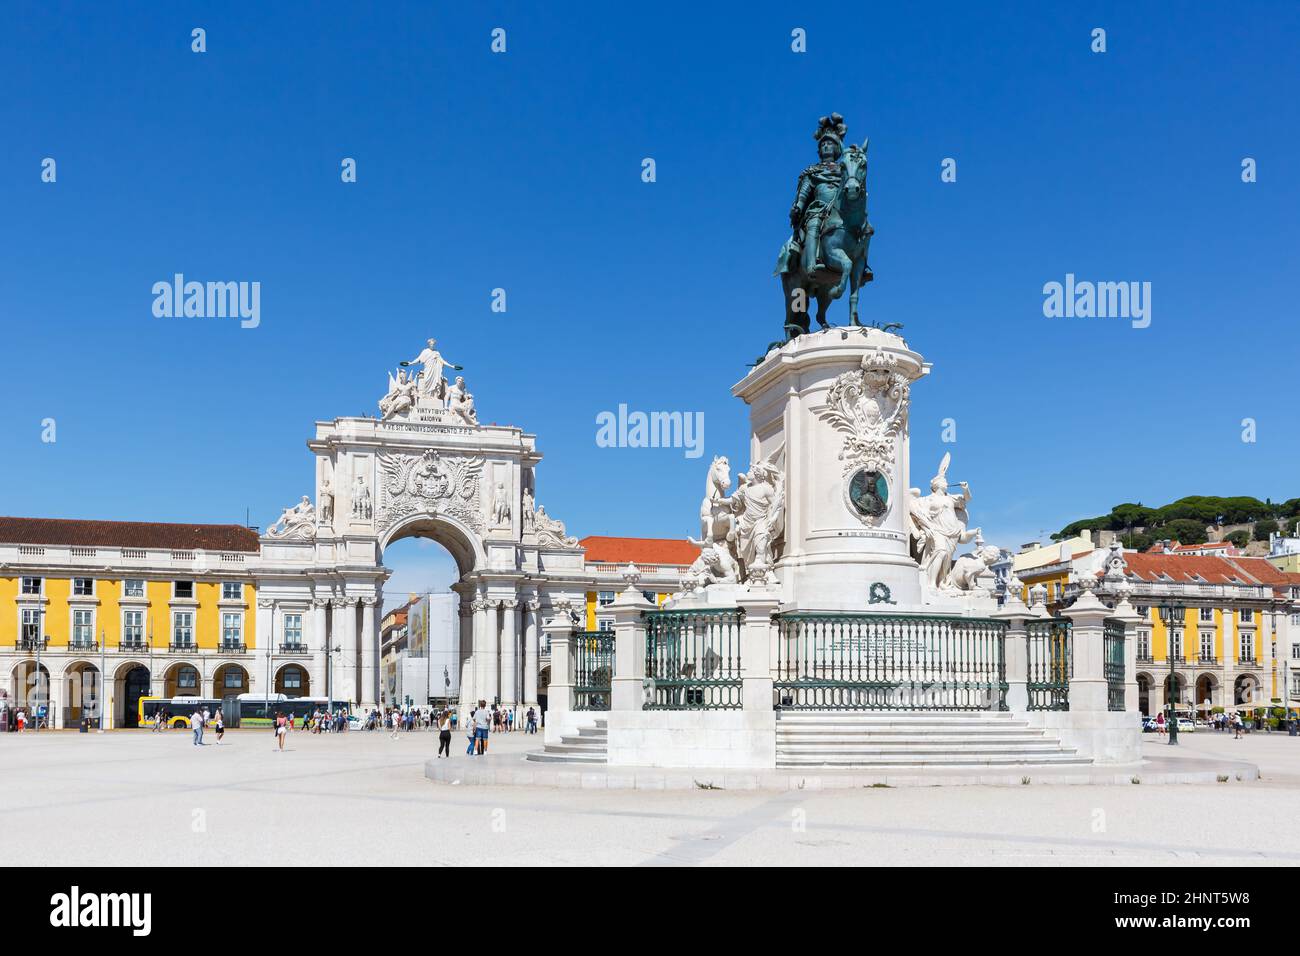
[376,449,485,535]
[814,348,910,475]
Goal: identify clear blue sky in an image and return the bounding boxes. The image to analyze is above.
[3,2,1298,603]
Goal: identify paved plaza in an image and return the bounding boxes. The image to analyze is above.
[3,728,1298,867]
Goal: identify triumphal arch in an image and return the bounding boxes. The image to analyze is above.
[253,337,590,715]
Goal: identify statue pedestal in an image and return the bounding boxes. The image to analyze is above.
[732,327,929,611]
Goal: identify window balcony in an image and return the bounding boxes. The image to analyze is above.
[68,640,99,652]
[168,642,196,653]
[278,643,308,654]
[15,637,49,651]
[219,642,247,654]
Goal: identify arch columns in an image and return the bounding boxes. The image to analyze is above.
[500,599,519,711]
[472,595,493,705]
[334,599,358,705]
[523,596,541,712]
[360,597,380,711]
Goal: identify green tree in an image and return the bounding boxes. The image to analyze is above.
[1163,519,1208,545]
[1254,519,1278,541]
[1225,530,1251,548]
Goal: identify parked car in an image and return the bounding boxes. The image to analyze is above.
[1142,717,1159,732]
[1176,718,1195,733]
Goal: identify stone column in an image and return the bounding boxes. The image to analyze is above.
[1061,582,1111,713]
[360,597,379,711]
[499,598,519,711]
[311,599,328,655]
[458,601,475,705]
[472,596,492,705]
[523,598,541,710]
[255,599,274,696]
[336,598,358,705]
[737,590,780,712]
[992,594,1031,713]
[610,588,654,712]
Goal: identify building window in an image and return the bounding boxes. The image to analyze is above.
[597,591,615,607]
[642,590,657,604]
[222,582,242,601]
[72,577,94,597]
[72,609,94,646]
[1199,631,1214,661]
[1170,630,1183,660]
[124,579,145,598]
[223,669,245,689]
[1292,643,1300,660]
[173,581,194,600]
[1240,608,1255,623]
[1240,632,1254,661]
[221,613,242,647]
[283,613,303,647]
[282,667,303,690]
[1135,605,1148,617]
[1137,630,1151,659]
[21,608,41,643]
[597,617,614,632]
[123,610,144,645]
[1199,607,1214,622]
[21,576,41,596]
[177,666,198,690]
[173,611,194,646]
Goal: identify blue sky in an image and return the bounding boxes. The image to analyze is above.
[3,2,1298,604]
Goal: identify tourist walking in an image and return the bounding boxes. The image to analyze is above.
[214,710,225,744]
[1155,711,1166,736]
[15,708,25,732]
[437,710,452,758]
[191,709,204,746]
[474,699,491,755]
[275,711,287,751]
[526,706,537,734]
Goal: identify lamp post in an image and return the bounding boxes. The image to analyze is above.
[1159,603,1184,745]
[327,642,340,718]
[99,626,107,731]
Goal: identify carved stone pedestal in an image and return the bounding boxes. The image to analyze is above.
[733,327,929,611]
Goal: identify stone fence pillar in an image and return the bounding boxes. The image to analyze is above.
[992,596,1031,714]
[542,617,575,719]
[737,590,779,711]
[611,588,654,712]
[1061,583,1111,713]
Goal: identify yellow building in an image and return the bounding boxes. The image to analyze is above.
[0,517,259,728]
[1035,545,1300,716]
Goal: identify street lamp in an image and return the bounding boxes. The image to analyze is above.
[1159,603,1184,745]
[327,642,340,717]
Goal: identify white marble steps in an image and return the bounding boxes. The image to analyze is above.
[525,720,608,764]
[776,711,1088,768]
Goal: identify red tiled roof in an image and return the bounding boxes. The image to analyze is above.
[1225,556,1290,586]
[0,516,259,552]
[579,536,700,567]
[1118,551,1255,585]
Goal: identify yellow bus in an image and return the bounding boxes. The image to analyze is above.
[137,696,223,729]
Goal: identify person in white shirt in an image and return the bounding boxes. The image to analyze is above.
[191,710,204,746]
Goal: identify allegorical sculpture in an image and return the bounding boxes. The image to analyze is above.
[379,337,472,421]
[683,447,786,587]
[909,453,982,593]
[775,113,874,336]
[268,496,317,539]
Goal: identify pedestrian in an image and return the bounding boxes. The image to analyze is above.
[214,710,225,744]
[437,710,452,758]
[390,708,401,740]
[275,711,287,751]
[191,709,204,746]
[1233,713,1243,739]
[466,706,478,756]
[526,706,537,734]
[475,699,491,755]
[1155,711,1165,735]
[15,708,25,732]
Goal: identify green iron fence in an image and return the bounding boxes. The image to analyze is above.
[773,613,1007,711]
[1104,618,1126,713]
[1026,619,1071,711]
[573,629,615,711]
[644,609,743,710]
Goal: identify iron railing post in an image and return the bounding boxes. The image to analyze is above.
[610,588,653,711]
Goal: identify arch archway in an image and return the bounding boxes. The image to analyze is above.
[61,661,102,727]
[163,661,201,699]
[1162,673,1187,711]
[10,661,50,712]
[275,663,310,697]
[1235,672,1263,706]
[1136,673,1152,716]
[1195,672,1220,714]
[113,661,152,727]
[214,662,249,699]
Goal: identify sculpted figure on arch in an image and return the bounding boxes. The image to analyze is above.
[909,453,980,593]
